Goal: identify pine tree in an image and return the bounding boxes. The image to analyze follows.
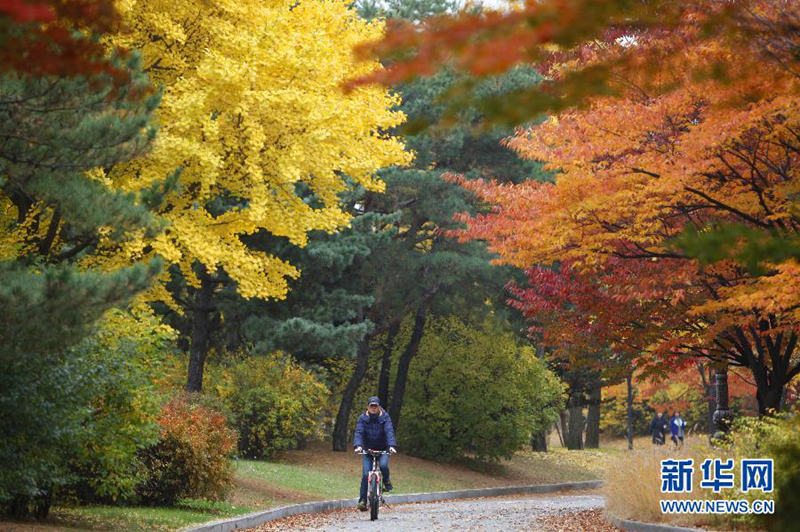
[238,209,397,364]
[155,202,397,372]
[328,1,551,450]
[0,51,162,517]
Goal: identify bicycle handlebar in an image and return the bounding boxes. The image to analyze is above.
[358,449,390,455]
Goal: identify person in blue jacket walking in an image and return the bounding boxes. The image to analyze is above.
[670,411,686,448]
[353,396,397,511]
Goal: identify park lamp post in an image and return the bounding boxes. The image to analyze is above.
[711,364,733,444]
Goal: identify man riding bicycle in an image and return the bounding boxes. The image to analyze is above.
[353,396,397,511]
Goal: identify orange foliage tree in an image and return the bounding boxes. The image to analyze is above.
[352,0,800,415]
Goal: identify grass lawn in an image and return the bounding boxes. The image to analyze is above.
[0,500,251,531]
[4,435,613,531]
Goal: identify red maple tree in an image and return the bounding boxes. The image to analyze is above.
[1,0,127,82]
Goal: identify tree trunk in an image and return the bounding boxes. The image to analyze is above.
[626,372,634,450]
[530,343,549,452]
[750,341,784,417]
[332,338,371,451]
[584,383,601,448]
[734,325,798,417]
[186,268,216,393]
[558,409,568,447]
[697,363,715,434]
[388,303,428,430]
[756,383,783,416]
[566,392,584,450]
[377,321,400,408]
[531,429,548,452]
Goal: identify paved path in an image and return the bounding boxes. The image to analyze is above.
[253,492,607,531]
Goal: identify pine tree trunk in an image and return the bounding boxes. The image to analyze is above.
[332,338,370,451]
[377,321,399,408]
[566,393,584,450]
[585,383,601,448]
[388,303,427,430]
[626,372,634,450]
[186,269,215,393]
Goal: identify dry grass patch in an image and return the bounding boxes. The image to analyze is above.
[603,438,768,531]
[604,445,704,527]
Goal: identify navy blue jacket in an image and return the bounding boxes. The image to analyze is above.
[353,408,397,450]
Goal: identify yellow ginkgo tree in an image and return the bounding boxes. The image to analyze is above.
[106,0,411,390]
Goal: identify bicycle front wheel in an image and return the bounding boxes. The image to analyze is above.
[369,493,378,520]
[368,478,379,520]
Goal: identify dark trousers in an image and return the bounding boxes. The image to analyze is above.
[359,453,390,501]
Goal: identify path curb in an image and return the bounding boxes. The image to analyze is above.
[183,479,603,532]
[610,516,708,532]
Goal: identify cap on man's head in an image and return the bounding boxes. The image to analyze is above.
[368,396,380,406]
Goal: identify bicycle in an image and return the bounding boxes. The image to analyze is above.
[358,449,390,521]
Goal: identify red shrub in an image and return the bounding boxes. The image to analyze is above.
[136,396,237,505]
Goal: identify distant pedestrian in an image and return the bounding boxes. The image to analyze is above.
[670,411,686,448]
[650,412,666,445]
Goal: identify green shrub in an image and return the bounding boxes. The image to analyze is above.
[136,396,236,506]
[720,412,798,531]
[223,354,329,458]
[767,412,800,532]
[1,308,171,517]
[68,309,172,503]
[402,317,563,461]
[0,354,88,518]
